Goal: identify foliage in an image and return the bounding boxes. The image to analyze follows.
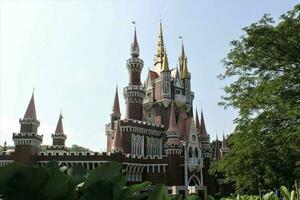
[213,4,300,194]
[69,145,90,152]
[0,162,200,200]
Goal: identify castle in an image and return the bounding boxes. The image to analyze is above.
[0,23,230,199]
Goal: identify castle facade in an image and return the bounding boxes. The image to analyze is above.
[0,23,229,199]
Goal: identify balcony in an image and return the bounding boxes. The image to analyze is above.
[187,157,203,173]
[174,94,186,107]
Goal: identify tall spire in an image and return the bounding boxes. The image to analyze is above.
[181,42,185,59]
[214,136,221,161]
[112,86,121,116]
[161,50,169,72]
[182,58,189,79]
[179,41,186,73]
[195,109,200,133]
[24,92,37,120]
[112,120,123,152]
[200,110,208,136]
[154,21,165,68]
[55,113,64,134]
[167,103,179,133]
[131,27,140,57]
[221,134,228,149]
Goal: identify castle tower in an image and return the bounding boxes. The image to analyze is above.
[160,50,171,107]
[124,27,145,120]
[111,120,123,153]
[164,103,183,185]
[186,118,204,186]
[220,134,229,157]
[111,86,121,127]
[213,136,221,161]
[198,110,212,159]
[153,22,165,73]
[179,42,186,75]
[52,113,67,147]
[13,92,43,164]
[182,51,191,105]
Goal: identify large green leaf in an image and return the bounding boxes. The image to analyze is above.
[122,181,151,199]
[281,186,291,200]
[84,162,122,190]
[38,166,77,200]
[147,184,166,200]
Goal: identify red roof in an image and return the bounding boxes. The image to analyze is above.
[55,114,64,134]
[149,70,159,80]
[24,93,37,120]
[167,103,179,133]
[112,121,123,152]
[112,86,120,115]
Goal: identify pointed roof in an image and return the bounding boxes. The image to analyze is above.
[131,27,140,57]
[55,113,64,134]
[200,110,208,136]
[195,109,200,133]
[24,92,37,120]
[167,103,179,132]
[161,50,169,72]
[214,136,221,160]
[112,121,123,152]
[222,134,228,149]
[181,42,185,59]
[179,42,186,73]
[112,86,121,116]
[148,70,159,80]
[182,58,189,79]
[156,22,165,60]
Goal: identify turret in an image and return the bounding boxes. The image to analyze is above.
[160,50,171,107]
[52,113,67,147]
[213,136,221,161]
[220,134,229,157]
[124,27,145,120]
[111,86,121,128]
[13,92,43,164]
[181,47,191,105]
[198,110,212,159]
[111,120,123,153]
[164,103,183,186]
[186,119,204,186]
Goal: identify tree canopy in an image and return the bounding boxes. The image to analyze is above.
[213,4,300,194]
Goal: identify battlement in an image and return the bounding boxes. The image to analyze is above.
[13,132,43,141]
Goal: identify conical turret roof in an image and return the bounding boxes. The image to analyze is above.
[24,93,37,120]
[112,86,121,116]
[55,113,64,135]
[195,109,200,133]
[200,110,208,136]
[167,103,179,133]
[131,27,140,57]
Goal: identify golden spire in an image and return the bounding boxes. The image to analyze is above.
[155,21,165,64]
[182,58,189,79]
[179,41,186,73]
[162,50,169,72]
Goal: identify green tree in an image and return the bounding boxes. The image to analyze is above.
[213,4,300,194]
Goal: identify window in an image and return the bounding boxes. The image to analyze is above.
[131,134,144,156]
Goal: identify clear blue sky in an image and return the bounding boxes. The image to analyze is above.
[0,0,298,151]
